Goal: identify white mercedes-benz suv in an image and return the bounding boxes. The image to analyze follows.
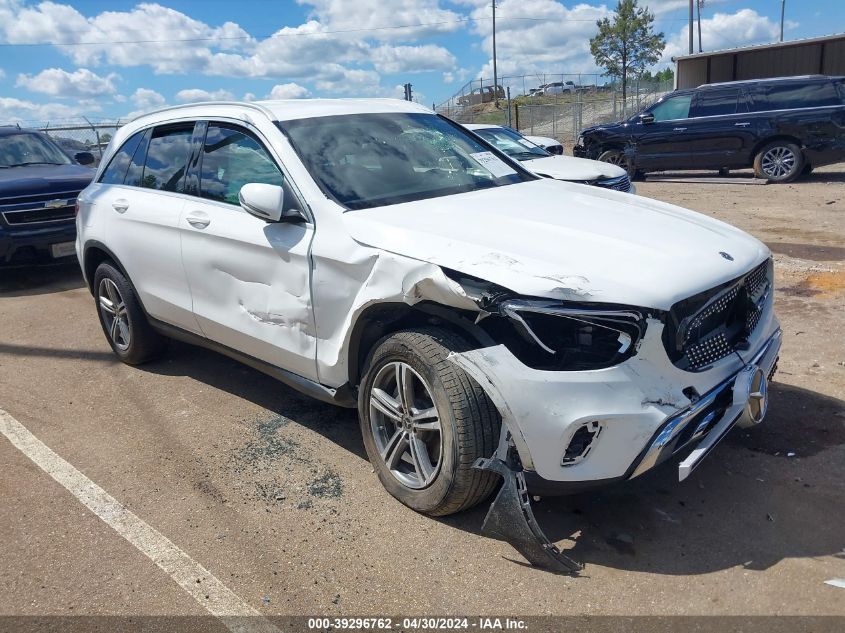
[76,99,780,564]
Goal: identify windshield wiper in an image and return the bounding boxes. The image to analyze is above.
[7,161,64,167]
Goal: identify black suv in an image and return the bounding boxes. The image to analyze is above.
[0,127,95,265]
[574,75,845,182]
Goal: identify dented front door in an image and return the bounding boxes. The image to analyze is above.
[179,122,317,380]
[179,201,317,380]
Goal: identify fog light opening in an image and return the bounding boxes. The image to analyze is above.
[561,421,602,466]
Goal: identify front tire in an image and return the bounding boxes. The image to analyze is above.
[94,262,165,365]
[754,141,803,183]
[598,148,634,176]
[358,328,501,516]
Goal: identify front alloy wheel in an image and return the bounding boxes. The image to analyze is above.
[358,328,501,516]
[369,361,442,489]
[98,277,131,351]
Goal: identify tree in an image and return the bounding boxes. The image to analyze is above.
[589,0,666,104]
[99,132,112,143]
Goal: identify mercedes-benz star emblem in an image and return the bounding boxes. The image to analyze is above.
[719,251,734,261]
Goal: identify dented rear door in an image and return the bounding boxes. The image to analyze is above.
[179,122,317,380]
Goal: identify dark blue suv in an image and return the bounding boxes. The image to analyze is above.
[0,127,95,265]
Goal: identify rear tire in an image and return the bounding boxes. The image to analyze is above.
[94,262,165,365]
[358,328,501,516]
[753,141,803,183]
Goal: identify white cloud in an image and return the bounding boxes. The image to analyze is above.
[315,68,382,95]
[663,9,788,61]
[175,88,236,103]
[0,96,93,123]
[371,44,456,74]
[0,68,5,79]
[131,88,166,110]
[469,0,612,82]
[16,67,118,98]
[267,83,310,99]
[298,0,463,41]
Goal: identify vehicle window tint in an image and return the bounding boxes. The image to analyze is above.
[200,125,284,205]
[649,94,692,121]
[98,131,144,184]
[693,89,739,117]
[125,129,151,188]
[141,126,193,192]
[753,82,840,111]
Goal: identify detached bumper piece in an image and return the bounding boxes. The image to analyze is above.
[473,457,583,574]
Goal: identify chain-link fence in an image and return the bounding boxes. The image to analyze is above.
[436,74,673,146]
[37,120,125,166]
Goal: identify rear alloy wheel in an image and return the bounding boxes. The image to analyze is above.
[754,141,803,183]
[93,262,165,365]
[359,328,501,516]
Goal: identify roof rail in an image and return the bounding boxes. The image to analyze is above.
[128,101,276,124]
[699,75,830,88]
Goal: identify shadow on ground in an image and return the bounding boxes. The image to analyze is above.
[138,340,366,460]
[441,381,845,575]
[0,261,85,297]
[137,341,845,576]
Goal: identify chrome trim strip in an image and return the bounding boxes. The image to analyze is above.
[629,328,781,480]
[0,190,81,204]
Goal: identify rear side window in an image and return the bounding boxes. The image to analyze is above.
[752,82,840,111]
[200,125,284,205]
[650,94,692,121]
[693,88,740,118]
[141,125,194,192]
[99,131,144,184]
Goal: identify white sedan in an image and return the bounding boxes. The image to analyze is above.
[464,123,635,194]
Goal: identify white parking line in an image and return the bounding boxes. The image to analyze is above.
[0,408,280,633]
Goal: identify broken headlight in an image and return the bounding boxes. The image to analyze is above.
[483,299,647,371]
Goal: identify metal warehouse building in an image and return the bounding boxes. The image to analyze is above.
[673,33,845,89]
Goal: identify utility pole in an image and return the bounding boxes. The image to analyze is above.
[492,1,499,108]
[780,0,785,42]
[696,1,703,53]
[688,0,694,54]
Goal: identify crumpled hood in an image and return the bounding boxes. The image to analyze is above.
[525,155,626,181]
[343,179,770,310]
[0,164,94,198]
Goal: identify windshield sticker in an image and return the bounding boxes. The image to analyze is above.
[469,151,517,178]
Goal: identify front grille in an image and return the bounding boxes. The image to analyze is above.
[0,190,79,227]
[591,174,631,192]
[664,259,772,371]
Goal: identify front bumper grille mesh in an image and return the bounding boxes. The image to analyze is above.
[666,259,772,371]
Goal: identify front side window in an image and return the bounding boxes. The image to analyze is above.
[0,132,72,168]
[753,82,840,111]
[279,112,530,211]
[200,125,284,205]
[471,127,549,161]
[141,125,193,192]
[649,94,692,121]
[99,131,144,184]
[693,89,740,118]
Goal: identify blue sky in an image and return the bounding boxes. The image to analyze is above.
[0,0,842,124]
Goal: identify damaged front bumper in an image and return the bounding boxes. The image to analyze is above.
[450,314,781,490]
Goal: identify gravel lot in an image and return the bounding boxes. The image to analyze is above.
[1,166,843,625]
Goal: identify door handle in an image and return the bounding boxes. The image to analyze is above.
[111,199,129,213]
[734,122,751,127]
[186,213,210,229]
[672,127,687,132]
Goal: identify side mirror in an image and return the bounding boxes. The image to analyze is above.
[639,113,655,125]
[239,183,305,223]
[74,151,95,166]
